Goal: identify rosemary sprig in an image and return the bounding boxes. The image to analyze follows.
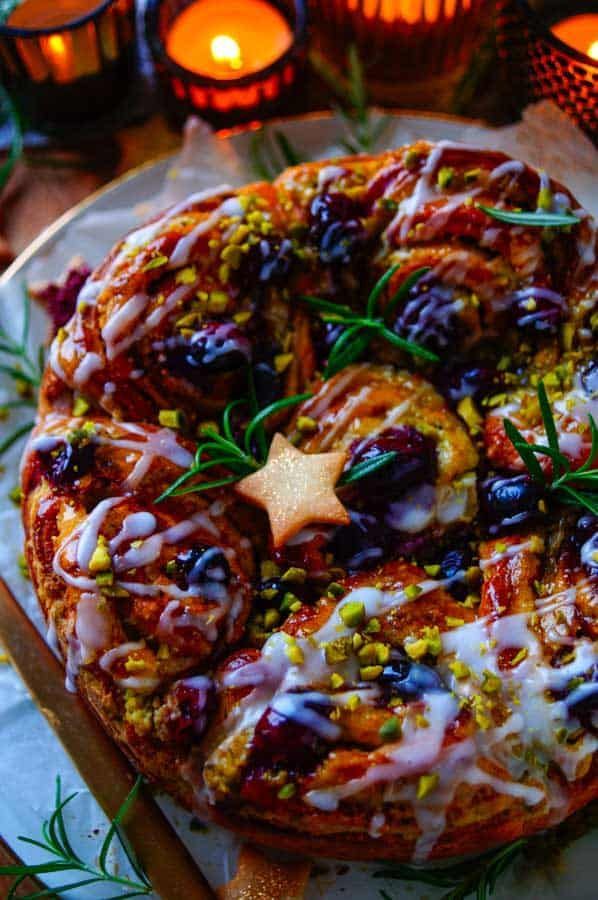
[478,204,579,228]
[249,126,304,181]
[157,389,312,502]
[310,44,390,154]
[376,837,527,900]
[503,381,598,515]
[301,264,438,378]
[0,775,152,899]
[0,285,44,458]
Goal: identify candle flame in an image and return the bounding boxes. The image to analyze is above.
[210,34,243,70]
[47,34,67,61]
[588,40,598,60]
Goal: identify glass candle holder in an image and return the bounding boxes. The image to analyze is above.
[0,0,136,127]
[145,0,308,128]
[498,1,598,140]
[309,0,493,110]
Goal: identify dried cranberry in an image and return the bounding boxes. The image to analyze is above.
[309,192,366,266]
[443,365,501,406]
[249,699,327,772]
[393,275,460,352]
[39,439,96,486]
[507,287,566,333]
[349,426,437,502]
[171,547,230,591]
[172,676,214,738]
[479,474,544,534]
[327,510,389,571]
[580,359,598,396]
[161,322,251,381]
[31,261,92,334]
[379,652,446,701]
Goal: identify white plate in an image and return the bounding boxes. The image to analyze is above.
[0,110,596,900]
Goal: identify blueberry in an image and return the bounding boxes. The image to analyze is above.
[327,510,389,571]
[393,274,461,353]
[479,474,544,534]
[162,322,251,381]
[508,287,566,333]
[171,547,230,591]
[309,192,366,266]
[240,237,295,286]
[580,359,598,396]
[252,361,283,408]
[565,666,598,716]
[580,531,598,577]
[349,426,437,502]
[379,653,446,700]
[40,439,96,486]
[443,365,501,406]
[439,548,472,580]
[313,320,346,368]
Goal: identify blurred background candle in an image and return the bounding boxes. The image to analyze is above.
[166,0,293,78]
[498,2,598,142]
[308,0,493,110]
[0,0,136,127]
[551,14,598,60]
[146,0,307,127]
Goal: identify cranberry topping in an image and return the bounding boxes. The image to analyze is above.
[39,439,96,486]
[171,676,214,739]
[309,192,366,266]
[349,426,437,502]
[171,547,230,591]
[393,274,461,352]
[479,474,544,535]
[161,322,251,382]
[249,700,327,773]
[31,261,92,334]
[507,287,566,333]
[327,510,389,571]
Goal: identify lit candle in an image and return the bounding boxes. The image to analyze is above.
[551,13,598,60]
[165,0,293,79]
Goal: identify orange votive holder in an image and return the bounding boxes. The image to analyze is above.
[145,0,307,127]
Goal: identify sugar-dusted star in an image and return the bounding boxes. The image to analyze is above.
[235,433,350,547]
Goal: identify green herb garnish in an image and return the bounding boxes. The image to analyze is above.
[376,837,527,900]
[302,264,438,378]
[503,381,598,515]
[478,204,579,228]
[0,286,43,459]
[0,775,152,899]
[310,44,390,154]
[249,126,304,181]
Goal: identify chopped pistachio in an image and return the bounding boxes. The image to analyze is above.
[379,716,401,742]
[261,560,280,579]
[363,617,381,634]
[274,353,293,373]
[158,409,184,429]
[457,396,482,434]
[142,254,169,272]
[175,265,197,284]
[481,670,502,693]
[339,600,365,628]
[285,640,304,666]
[89,536,111,574]
[324,637,351,665]
[405,638,428,661]
[330,672,344,690]
[281,566,306,583]
[449,660,470,679]
[423,564,441,577]
[437,166,454,189]
[404,583,422,601]
[95,570,114,587]
[327,582,345,598]
[352,632,364,651]
[264,609,280,630]
[511,647,528,666]
[360,665,383,681]
[72,395,89,417]
[417,773,439,800]
[404,148,420,169]
[296,415,318,433]
[277,783,296,800]
[280,591,299,613]
[345,693,361,711]
[537,186,553,211]
[445,616,465,628]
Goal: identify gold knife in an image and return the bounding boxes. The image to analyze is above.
[0,577,215,900]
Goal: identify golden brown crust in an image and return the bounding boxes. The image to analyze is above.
[22,141,598,864]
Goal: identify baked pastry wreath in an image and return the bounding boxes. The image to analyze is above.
[22,141,597,863]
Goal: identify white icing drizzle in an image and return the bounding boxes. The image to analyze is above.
[99,641,160,691]
[72,352,102,387]
[216,565,597,859]
[168,196,243,267]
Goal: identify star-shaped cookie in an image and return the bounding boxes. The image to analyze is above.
[235,433,350,547]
